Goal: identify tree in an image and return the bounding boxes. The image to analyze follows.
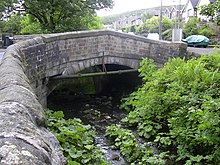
[20,14,48,34]
[1,13,23,33]
[183,17,199,37]
[200,0,220,24]
[20,0,113,32]
[87,16,104,30]
[0,0,20,20]
[145,16,173,33]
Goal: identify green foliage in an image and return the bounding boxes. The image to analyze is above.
[87,17,104,30]
[183,17,199,37]
[124,25,136,33]
[46,110,109,165]
[20,15,47,34]
[101,8,154,25]
[136,16,173,39]
[141,13,153,23]
[145,16,173,34]
[183,17,215,38]
[200,0,220,24]
[105,124,168,165]
[0,0,17,19]
[162,29,172,41]
[0,14,23,34]
[198,26,215,38]
[21,0,113,32]
[136,24,148,34]
[121,51,220,164]
[0,14,48,34]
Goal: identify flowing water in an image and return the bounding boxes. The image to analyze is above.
[47,71,143,164]
[48,93,129,165]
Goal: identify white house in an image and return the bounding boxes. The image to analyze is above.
[114,15,143,30]
[182,0,216,22]
[181,0,199,23]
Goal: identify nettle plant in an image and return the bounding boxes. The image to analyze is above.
[46,110,109,165]
[121,51,220,164]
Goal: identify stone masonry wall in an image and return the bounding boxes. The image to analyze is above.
[13,30,187,109]
[0,38,65,164]
[40,30,187,77]
[0,30,187,164]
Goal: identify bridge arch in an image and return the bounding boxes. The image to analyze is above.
[0,29,187,164]
[61,55,139,76]
[47,61,138,97]
[22,30,184,105]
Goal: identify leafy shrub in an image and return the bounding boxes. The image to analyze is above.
[46,110,109,165]
[20,15,48,34]
[121,51,220,164]
[0,14,23,34]
[162,29,172,41]
[198,26,215,38]
[136,16,173,35]
[183,17,199,37]
[135,24,148,35]
[105,124,168,165]
[87,16,104,30]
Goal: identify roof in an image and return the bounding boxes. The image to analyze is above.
[190,0,200,8]
[209,0,216,3]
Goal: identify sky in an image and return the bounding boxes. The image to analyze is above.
[97,0,188,16]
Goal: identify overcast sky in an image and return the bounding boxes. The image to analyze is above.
[97,0,188,16]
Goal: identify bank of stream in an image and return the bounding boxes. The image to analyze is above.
[48,93,129,164]
[47,71,143,164]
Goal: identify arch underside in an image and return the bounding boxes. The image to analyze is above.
[62,56,141,76]
[46,56,140,96]
[47,56,140,77]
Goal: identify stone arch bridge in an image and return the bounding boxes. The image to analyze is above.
[0,30,187,164]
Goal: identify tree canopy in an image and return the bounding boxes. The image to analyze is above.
[1,0,113,33]
[200,0,220,24]
[0,0,18,19]
[21,0,113,32]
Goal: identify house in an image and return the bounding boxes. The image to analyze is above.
[181,0,216,22]
[164,7,173,19]
[131,17,142,26]
[114,15,143,30]
[164,5,185,22]
[181,0,199,23]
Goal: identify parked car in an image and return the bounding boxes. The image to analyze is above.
[182,35,209,48]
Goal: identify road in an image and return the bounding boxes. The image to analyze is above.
[0,48,6,62]
[0,52,4,61]
[187,47,219,55]
[0,49,6,61]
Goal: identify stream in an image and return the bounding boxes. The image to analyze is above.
[48,93,130,165]
[47,71,144,164]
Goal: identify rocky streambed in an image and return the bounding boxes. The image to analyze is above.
[47,93,129,165]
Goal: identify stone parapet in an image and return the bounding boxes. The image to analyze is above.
[0,39,65,164]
